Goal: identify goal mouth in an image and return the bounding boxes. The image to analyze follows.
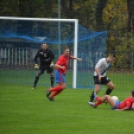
[0,16,107,88]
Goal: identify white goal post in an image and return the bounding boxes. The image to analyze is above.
[0,16,79,88]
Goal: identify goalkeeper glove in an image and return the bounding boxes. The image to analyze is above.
[50,62,54,69]
[34,64,39,70]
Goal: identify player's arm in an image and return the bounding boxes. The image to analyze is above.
[118,102,131,111]
[55,64,65,70]
[34,51,39,69]
[52,56,65,70]
[70,56,82,62]
[95,60,102,81]
[50,50,55,68]
[118,107,131,111]
[95,68,101,76]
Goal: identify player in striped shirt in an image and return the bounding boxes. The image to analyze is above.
[89,53,116,102]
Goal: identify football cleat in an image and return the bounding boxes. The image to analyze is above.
[88,102,96,108]
[46,90,51,98]
[49,97,54,101]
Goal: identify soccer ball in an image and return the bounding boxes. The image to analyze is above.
[112,96,119,101]
[132,103,134,109]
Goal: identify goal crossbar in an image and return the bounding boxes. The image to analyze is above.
[0,16,77,22]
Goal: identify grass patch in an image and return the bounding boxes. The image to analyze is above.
[0,83,134,134]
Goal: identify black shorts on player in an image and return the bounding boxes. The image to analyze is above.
[90,76,112,102]
[94,76,110,85]
[38,65,53,75]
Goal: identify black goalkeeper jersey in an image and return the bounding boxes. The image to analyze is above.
[34,48,55,66]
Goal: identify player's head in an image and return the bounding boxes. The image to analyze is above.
[107,53,116,62]
[131,90,134,97]
[41,43,48,50]
[63,47,69,56]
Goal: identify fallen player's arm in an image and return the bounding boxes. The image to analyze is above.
[118,107,131,111]
[70,56,82,61]
[119,102,132,111]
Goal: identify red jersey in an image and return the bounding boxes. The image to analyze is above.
[56,54,71,73]
[119,97,134,109]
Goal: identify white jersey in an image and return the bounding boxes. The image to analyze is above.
[94,58,111,77]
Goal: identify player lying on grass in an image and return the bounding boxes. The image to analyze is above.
[88,90,134,110]
[46,47,82,101]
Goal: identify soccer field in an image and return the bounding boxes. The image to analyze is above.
[0,82,134,134]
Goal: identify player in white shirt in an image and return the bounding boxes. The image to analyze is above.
[89,53,116,102]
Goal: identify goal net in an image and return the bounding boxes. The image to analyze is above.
[0,16,107,89]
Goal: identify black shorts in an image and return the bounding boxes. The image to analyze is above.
[94,76,110,85]
[38,65,53,75]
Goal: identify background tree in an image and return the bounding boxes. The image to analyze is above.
[95,0,108,31]
[127,0,134,33]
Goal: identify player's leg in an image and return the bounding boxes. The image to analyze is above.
[96,95,115,107]
[50,73,54,87]
[90,84,101,102]
[102,76,114,95]
[105,81,114,95]
[46,66,54,87]
[46,70,66,101]
[90,76,101,102]
[89,95,115,108]
[49,83,66,100]
[32,66,44,89]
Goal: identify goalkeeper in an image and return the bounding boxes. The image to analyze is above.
[32,43,55,89]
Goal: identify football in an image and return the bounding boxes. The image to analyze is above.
[112,96,119,101]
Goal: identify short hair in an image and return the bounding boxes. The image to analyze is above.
[41,42,47,45]
[41,43,47,49]
[131,90,134,97]
[108,53,116,58]
[63,46,69,51]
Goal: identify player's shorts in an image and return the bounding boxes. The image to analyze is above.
[94,76,110,85]
[55,70,66,83]
[112,100,120,109]
[38,65,53,75]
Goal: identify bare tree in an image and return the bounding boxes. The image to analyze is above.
[127,0,134,33]
[95,0,108,31]
[61,0,74,18]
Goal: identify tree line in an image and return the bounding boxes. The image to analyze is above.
[0,0,134,69]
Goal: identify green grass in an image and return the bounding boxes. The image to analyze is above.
[0,83,134,134]
[1,69,134,89]
[0,70,73,87]
[0,70,134,134]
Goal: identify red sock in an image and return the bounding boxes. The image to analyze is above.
[50,89,63,98]
[95,100,102,107]
[96,96,101,101]
[50,85,63,92]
